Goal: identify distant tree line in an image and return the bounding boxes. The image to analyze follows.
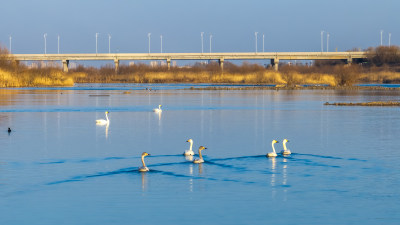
[366,46,400,67]
[315,46,400,68]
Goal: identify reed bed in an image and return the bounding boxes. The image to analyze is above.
[0,46,75,87]
[70,63,400,87]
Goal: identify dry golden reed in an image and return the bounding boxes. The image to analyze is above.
[0,68,75,87]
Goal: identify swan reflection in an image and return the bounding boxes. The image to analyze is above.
[282,158,288,201]
[105,123,109,139]
[158,111,162,121]
[141,172,147,192]
[185,155,194,161]
[283,158,288,186]
[198,163,203,175]
[270,157,277,187]
[189,164,194,192]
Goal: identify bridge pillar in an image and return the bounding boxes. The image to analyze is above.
[114,59,119,73]
[346,57,353,66]
[167,58,171,70]
[62,60,69,72]
[219,58,224,70]
[271,58,279,71]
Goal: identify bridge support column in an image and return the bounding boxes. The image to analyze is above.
[271,58,279,71]
[219,58,224,71]
[114,59,119,73]
[346,57,353,66]
[167,58,171,70]
[62,60,69,72]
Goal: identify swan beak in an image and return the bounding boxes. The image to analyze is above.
[204,147,208,149]
[147,154,151,156]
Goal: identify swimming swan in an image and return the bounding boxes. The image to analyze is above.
[96,111,109,125]
[139,152,151,172]
[267,140,279,157]
[281,139,292,155]
[153,105,162,113]
[184,139,195,156]
[193,146,207,164]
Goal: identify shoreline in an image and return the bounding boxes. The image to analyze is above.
[324,101,400,106]
[182,85,400,91]
[3,82,400,91]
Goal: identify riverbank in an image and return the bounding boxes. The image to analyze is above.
[2,69,400,88]
[69,69,400,87]
[324,101,400,106]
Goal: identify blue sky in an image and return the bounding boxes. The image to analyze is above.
[0,0,398,54]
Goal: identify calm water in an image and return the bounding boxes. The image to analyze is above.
[0,83,399,224]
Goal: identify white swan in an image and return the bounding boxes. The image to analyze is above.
[267,140,279,157]
[153,105,162,113]
[281,139,292,155]
[139,152,151,172]
[96,111,109,125]
[193,146,207,164]
[183,139,195,156]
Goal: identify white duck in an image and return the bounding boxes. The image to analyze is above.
[281,139,292,155]
[193,146,207,164]
[153,105,162,113]
[139,152,151,172]
[96,111,109,125]
[267,140,279,157]
[183,139,195,156]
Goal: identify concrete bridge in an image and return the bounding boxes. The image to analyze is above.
[12,52,368,72]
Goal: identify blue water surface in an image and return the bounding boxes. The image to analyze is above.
[0,83,399,224]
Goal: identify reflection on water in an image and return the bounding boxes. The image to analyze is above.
[197,163,203,175]
[282,158,288,201]
[157,111,162,121]
[1,84,400,225]
[185,155,194,161]
[141,172,147,192]
[270,157,276,187]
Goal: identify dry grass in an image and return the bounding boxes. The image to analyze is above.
[0,45,75,87]
[69,63,400,86]
[0,68,74,87]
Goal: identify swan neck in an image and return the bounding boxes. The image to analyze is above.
[106,113,109,122]
[198,149,203,160]
[272,142,276,153]
[141,155,146,167]
[189,141,193,151]
[283,142,287,151]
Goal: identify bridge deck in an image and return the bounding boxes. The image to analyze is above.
[12,52,367,61]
